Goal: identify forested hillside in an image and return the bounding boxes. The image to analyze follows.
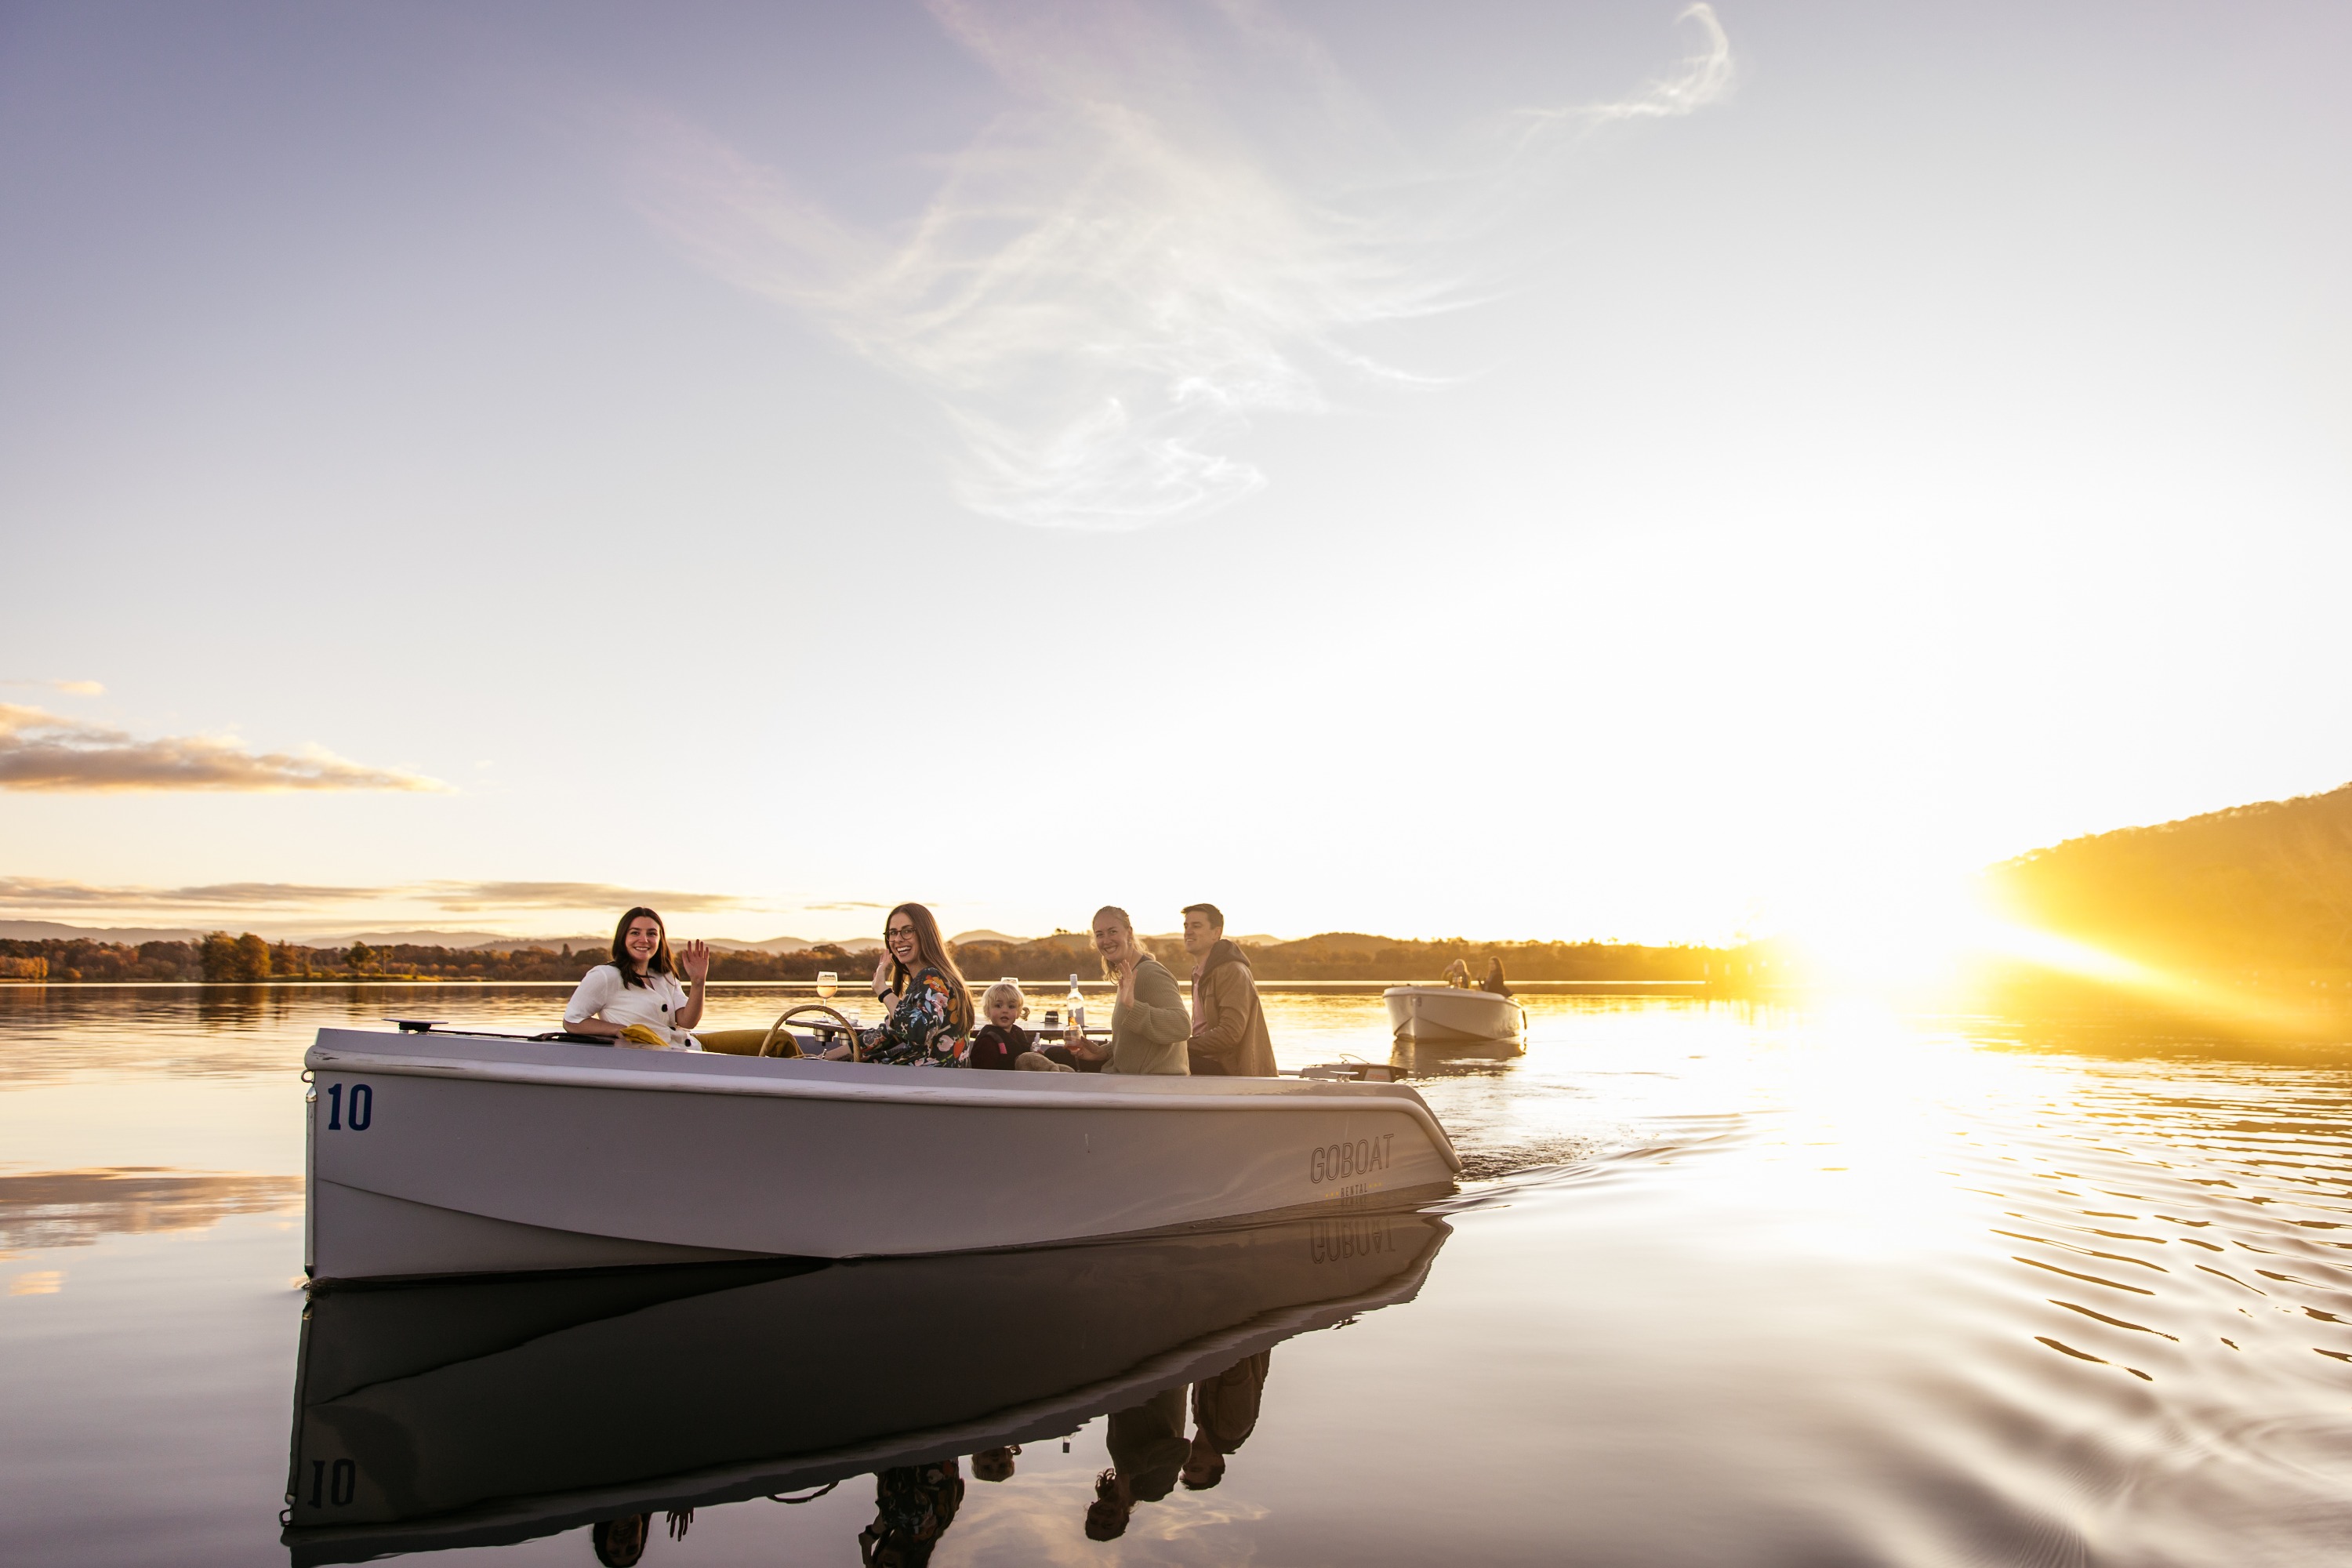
[1987,782,2352,977]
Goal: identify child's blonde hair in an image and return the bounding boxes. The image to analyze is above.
[981,980,1028,1018]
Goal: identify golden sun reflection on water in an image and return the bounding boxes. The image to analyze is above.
[0,986,2347,1564]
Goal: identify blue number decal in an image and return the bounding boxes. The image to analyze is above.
[325,1083,373,1131]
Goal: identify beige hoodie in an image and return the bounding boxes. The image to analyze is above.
[1189,941,1277,1077]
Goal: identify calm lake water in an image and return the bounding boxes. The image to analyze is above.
[2,985,2348,1566]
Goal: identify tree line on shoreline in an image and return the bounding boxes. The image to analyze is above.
[0,930,1744,985]
[15,781,2350,996]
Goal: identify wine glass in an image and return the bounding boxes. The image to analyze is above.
[815,971,838,1000]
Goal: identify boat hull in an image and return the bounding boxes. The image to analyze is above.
[1383,985,1527,1044]
[304,1029,1460,1283]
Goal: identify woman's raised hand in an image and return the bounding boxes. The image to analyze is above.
[872,949,895,996]
[680,939,711,984]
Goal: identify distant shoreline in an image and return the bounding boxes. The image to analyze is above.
[0,931,1739,988]
[0,977,1708,995]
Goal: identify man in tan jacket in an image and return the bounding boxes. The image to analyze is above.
[1181,903,1277,1076]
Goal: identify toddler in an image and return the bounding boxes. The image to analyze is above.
[968,981,1034,1072]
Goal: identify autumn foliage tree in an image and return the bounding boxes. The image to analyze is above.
[234,932,271,982]
[199,931,272,982]
[198,932,240,982]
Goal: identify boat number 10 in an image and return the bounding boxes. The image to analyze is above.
[306,1457,358,1507]
[323,1083,374,1131]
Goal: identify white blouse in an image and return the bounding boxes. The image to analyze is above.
[563,964,700,1049]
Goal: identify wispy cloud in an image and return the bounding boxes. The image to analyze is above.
[1,679,106,696]
[1523,5,1734,130]
[630,2,1734,530]
[0,877,382,909]
[423,881,755,913]
[0,705,443,793]
[0,877,757,914]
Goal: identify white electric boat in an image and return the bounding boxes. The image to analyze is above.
[303,1026,1461,1284]
[1382,985,1528,1045]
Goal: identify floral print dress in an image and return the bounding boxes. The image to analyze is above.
[860,967,967,1066]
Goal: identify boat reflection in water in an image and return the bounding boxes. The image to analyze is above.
[281,1207,1448,1564]
[1389,1036,1526,1076]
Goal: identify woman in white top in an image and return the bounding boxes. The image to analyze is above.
[563,906,710,1050]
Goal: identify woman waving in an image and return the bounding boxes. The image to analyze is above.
[562,907,709,1050]
[826,902,972,1066]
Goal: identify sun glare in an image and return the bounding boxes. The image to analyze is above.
[1777,873,2002,992]
[1778,871,2318,1035]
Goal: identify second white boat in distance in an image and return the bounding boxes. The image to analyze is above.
[303,1026,1463,1286]
[1382,985,1529,1044]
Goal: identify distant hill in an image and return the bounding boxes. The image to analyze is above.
[949,928,1716,983]
[968,928,1292,947]
[290,930,586,951]
[1239,932,1710,982]
[1987,782,2352,975]
[0,920,205,945]
[1276,931,1389,956]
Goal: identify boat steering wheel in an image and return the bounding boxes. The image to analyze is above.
[759,1003,862,1061]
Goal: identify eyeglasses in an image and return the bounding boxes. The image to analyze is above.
[886,926,918,941]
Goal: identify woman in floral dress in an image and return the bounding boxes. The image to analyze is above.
[823,902,974,1066]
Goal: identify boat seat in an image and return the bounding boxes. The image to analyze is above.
[694,1029,806,1058]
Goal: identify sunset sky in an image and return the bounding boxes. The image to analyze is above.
[2,1,2347,946]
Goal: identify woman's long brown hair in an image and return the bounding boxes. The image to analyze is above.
[882,902,973,1035]
[609,906,675,990]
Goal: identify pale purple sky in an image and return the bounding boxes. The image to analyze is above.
[2,2,2347,943]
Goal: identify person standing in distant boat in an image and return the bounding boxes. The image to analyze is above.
[1020,907,1189,1075]
[562,907,708,1050]
[822,902,972,1066]
[1182,903,1276,1076]
[1483,957,1513,997]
